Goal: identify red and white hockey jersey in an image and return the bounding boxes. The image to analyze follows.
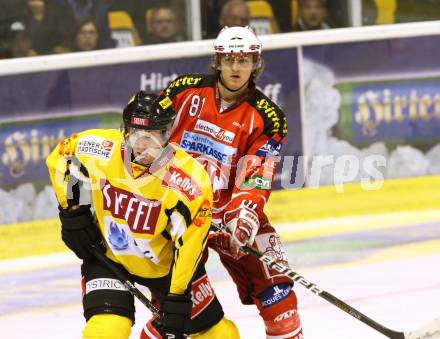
[163,74,287,224]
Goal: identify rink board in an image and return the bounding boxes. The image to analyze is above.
[1,175,439,259]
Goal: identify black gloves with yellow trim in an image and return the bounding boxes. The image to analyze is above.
[153,294,192,339]
[59,205,105,259]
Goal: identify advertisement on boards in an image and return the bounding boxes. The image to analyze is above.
[0,48,301,223]
[301,35,440,186]
[0,114,120,189]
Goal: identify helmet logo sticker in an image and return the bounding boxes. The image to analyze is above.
[130,117,149,127]
[159,96,172,109]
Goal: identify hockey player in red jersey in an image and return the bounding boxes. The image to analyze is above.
[159,26,304,338]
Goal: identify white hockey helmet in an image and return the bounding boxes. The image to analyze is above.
[213,26,263,78]
[214,25,262,55]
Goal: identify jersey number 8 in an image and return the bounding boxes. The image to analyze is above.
[189,95,206,117]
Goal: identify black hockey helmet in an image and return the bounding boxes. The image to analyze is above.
[122,91,176,132]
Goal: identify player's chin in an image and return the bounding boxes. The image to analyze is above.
[135,156,153,166]
[227,78,246,90]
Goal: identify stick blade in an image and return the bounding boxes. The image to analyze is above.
[405,317,440,339]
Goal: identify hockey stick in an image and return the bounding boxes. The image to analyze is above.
[242,245,440,339]
[65,156,162,320]
[88,244,162,321]
[210,224,440,338]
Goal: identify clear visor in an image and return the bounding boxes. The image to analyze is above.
[217,53,258,70]
[125,126,171,165]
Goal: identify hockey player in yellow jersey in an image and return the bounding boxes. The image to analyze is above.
[46,91,239,339]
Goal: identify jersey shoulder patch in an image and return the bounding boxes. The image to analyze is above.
[58,134,78,156]
[164,74,214,98]
[248,91,287,137]
[74,130,118,161]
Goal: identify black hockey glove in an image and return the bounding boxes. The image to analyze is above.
[59,205,104,260]
[154,294,192,339]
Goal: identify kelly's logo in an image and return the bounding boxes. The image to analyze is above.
[191,274,215,318]
[161,166,201,201]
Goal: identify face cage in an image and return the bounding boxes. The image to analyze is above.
[124,124,172,162]
[124,125,172,145]
[214,52,261,71]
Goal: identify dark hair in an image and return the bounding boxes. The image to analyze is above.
[299,0,327,7]
[151,3,178,18]
[71,18,100,51]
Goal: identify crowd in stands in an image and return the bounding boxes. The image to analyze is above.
[0,0,438,59]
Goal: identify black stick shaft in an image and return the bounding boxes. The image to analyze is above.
[242,245,404,339]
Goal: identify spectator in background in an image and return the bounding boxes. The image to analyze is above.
[203,0,250,39]
[23,0,68,55]
[144,4,183,45]
[219,0,250,28]
[0,0,27,28]
[54,0,115,49]
[71,18,100,52]
[202,0,225,39]
[0,22,11,59]
[295,0,330,31]
[7,21,37,58]
[270,0,293,32]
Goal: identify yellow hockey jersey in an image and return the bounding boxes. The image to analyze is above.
[46,129,213,295]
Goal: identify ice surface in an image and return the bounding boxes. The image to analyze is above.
[1,213,440,339]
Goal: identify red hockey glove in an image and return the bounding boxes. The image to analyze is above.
[207,232,246,260]
[223,207,259,247]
